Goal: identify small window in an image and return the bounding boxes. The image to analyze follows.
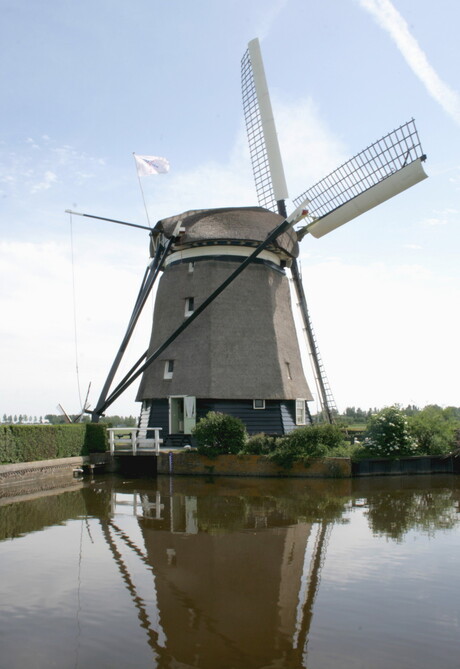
[253,399,265,410]
[164,360,174,379]
[286,362,292,380]
[184,297,194,317]
[295,399,306,425]
[188,261,195,273]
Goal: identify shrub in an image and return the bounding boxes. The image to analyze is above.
[326,441,364,459]
[283,427,327,457]
[241,433,279,455]
[192,412,248,457]
[364,406,417,458]
[312,424,346,451]
[267,424,344,468]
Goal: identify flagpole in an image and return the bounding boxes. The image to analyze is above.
[133,152,152,228]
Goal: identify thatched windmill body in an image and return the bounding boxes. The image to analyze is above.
[90,38,428,442]
[135,206,312,441]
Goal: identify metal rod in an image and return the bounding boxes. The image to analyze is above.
[127,240,166,332]
[91,238,174,421]
[65,209,152,231]
[101,350,148,408]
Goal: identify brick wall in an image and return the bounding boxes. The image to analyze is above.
[157,452,351,478]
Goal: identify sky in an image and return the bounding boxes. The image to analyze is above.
[1,0,459,419]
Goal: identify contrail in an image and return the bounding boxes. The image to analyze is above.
[359,0,460,125]
[257,0,289,41]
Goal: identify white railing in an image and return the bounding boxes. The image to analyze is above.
[111,491,164,519]
[107,427,163,455]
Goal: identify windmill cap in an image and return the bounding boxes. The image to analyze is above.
[154,207,300,258]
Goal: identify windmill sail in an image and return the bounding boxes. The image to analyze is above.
[294,119,427,239]
[242,37,338,423]
[242,38,288,213]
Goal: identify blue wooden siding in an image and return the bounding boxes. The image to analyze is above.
[197,399,284,435]
[280,401,296,433]
[147,399,169,436]
[146,397,301,438]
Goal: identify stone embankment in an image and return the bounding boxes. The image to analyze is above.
[0,453,108,494]
[157,452,352,478]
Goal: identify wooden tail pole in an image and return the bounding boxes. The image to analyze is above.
[290,260,335,424]
[65,210,152,231]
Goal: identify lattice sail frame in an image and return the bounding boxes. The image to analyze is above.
[241,39,427,424]
[293,119,427,237]
[241,45,286,213]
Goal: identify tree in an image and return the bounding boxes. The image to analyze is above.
[408,405,459,455]
[365,406,417,458]
[403,404,420,417]
[45,414,66,425]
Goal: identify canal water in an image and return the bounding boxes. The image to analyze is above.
[1,474,459,669]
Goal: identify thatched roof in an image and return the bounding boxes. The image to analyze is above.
[153,207,300,259]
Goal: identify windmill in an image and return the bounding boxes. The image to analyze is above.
[86,37,427,442]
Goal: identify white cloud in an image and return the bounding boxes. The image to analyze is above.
[30,170,57,193]
[423,217,447,227]
[26,137,40,149]
[0,140,110,207]
[275,97,347,200]
[296,257,459,411]
[0,239,151,417]
[359,0,460,125]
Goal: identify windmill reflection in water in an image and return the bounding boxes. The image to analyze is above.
[100,484,336,668]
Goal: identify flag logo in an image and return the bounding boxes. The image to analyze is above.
[134,154,170,176]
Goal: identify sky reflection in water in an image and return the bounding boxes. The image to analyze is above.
[1,474,459,669]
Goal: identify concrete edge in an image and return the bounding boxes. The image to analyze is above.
[0,455,89,476]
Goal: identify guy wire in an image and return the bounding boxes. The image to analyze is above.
[69,213,83,410]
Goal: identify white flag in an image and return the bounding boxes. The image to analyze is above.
[134,154,170,176]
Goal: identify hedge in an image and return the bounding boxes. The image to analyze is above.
[0,423,108,465]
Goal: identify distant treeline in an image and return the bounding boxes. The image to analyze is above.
[1,414,137,427]
[319,404,460,425]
